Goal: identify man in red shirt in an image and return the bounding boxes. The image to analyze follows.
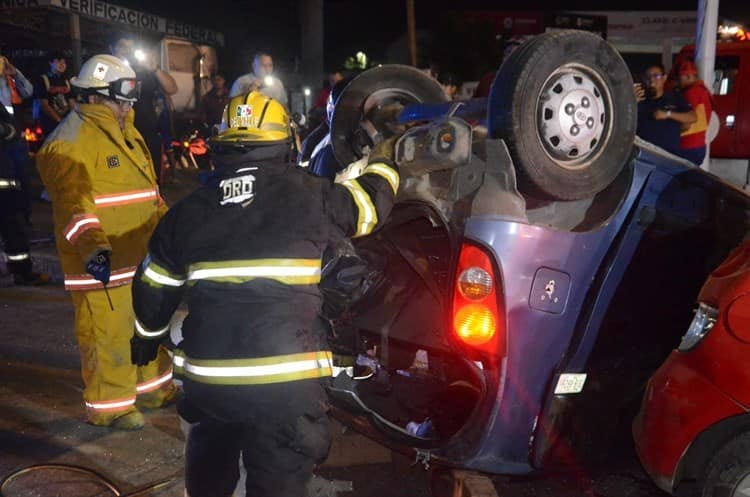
[678,61,713,165]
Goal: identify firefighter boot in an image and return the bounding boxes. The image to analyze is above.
[88,408,145,430]
[137,381,180,410]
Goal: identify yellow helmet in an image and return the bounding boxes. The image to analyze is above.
[212,91,290,146]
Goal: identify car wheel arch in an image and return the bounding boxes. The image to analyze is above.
[674,412,750,496]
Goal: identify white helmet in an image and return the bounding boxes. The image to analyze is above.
[71,54,140,102]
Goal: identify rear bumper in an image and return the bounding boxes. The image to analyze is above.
[632,351,743,494]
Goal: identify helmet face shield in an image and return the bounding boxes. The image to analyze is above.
[109,78,140,102]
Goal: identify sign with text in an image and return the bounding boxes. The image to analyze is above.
[1,0,224,46]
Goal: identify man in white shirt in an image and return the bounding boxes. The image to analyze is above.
[230,52,288,107]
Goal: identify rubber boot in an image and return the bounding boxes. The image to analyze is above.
[137,382,180,410]
[88,408,145,430]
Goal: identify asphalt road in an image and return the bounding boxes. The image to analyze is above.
[0,280,670,497]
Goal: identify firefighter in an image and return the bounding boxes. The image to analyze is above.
[0,105,49,285]
[35,54,176,430]
[129,90,399,497]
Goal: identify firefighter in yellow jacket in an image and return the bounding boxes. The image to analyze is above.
[36,54,175,430]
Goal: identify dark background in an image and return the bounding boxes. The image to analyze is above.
[2,1,748,92]
[114,0,750,84]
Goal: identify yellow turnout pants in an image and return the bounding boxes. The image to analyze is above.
[70,283,173,424]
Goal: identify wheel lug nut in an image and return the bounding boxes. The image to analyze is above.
[581,97,590,108]
[570,125,580,136]
[586,117,595,129]
[564,103,575,115]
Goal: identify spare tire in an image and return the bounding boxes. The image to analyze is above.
[330,65,448,167]
[488,30,636,200]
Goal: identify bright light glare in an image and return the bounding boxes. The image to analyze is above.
[303,87,311,96]
[264,75,274,87]
[134,49,146,62]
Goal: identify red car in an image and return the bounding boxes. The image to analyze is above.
[633,239,750,497]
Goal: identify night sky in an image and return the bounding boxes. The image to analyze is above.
[76,0,750,83]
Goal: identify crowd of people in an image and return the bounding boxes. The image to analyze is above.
[635,60,714,166]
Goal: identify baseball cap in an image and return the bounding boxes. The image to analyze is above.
[679,61,698,76]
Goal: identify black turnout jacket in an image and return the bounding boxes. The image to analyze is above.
[131,146,399,422]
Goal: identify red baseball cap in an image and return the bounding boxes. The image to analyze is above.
[679,61,698,76]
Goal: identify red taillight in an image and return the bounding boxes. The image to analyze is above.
[452,243,504,356]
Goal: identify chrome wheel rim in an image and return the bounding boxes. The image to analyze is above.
[536,64,612,170]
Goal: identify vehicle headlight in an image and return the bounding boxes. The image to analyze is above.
[678,303,718,352]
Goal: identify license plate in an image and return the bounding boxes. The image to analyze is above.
[554,373,587,394]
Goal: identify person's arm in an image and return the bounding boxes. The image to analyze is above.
[654,108,696,125]
[35,141,110,264]
[325,138,399,239]
[154,68,178,96]
[130,208,186,365]
[10,67,34,99]
[39,99,62,123]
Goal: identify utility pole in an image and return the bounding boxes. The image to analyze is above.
[695,0,719,170]
[70,13,82,71]
[299,0,324,103]
[407,0,417,66]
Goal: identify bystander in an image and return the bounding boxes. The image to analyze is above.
[677,61,713,166]
[230,52,288,107]
[110,34,178,182]
[635,64,696,157]
[33,51,75,136]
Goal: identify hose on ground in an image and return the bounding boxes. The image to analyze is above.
[0,463,175,497]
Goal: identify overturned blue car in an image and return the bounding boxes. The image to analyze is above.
[320,30,750,483]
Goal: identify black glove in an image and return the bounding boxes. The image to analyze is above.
[86,251,111,285]
[130,335,160,366]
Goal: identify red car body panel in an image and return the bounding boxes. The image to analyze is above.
[633,240,750,493]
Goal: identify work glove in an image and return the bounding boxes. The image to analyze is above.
[367,135,399,165]
[130,335,160,366]
[86,251,111,285]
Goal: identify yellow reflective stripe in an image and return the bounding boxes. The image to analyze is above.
[136,368,173,393]
[187,258,321,285]
[143,261,186,287]
[363,162,399,195]
[135,318,170,338]
[342,179,377,237]
[173,350,333,385]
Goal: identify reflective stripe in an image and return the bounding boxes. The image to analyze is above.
[135,318,170,338]
[187,258,321,285]
[341,179,377,237]
[6,253,30,261]
[64,267,137,291]
[136,368,173,393]
[94,188,158,207]
[143,264,186,287]
[0,179,19,190]
[173,350,333,385]
[85,397,136,412]
[363,162,400,195]
[64,214,102,243]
